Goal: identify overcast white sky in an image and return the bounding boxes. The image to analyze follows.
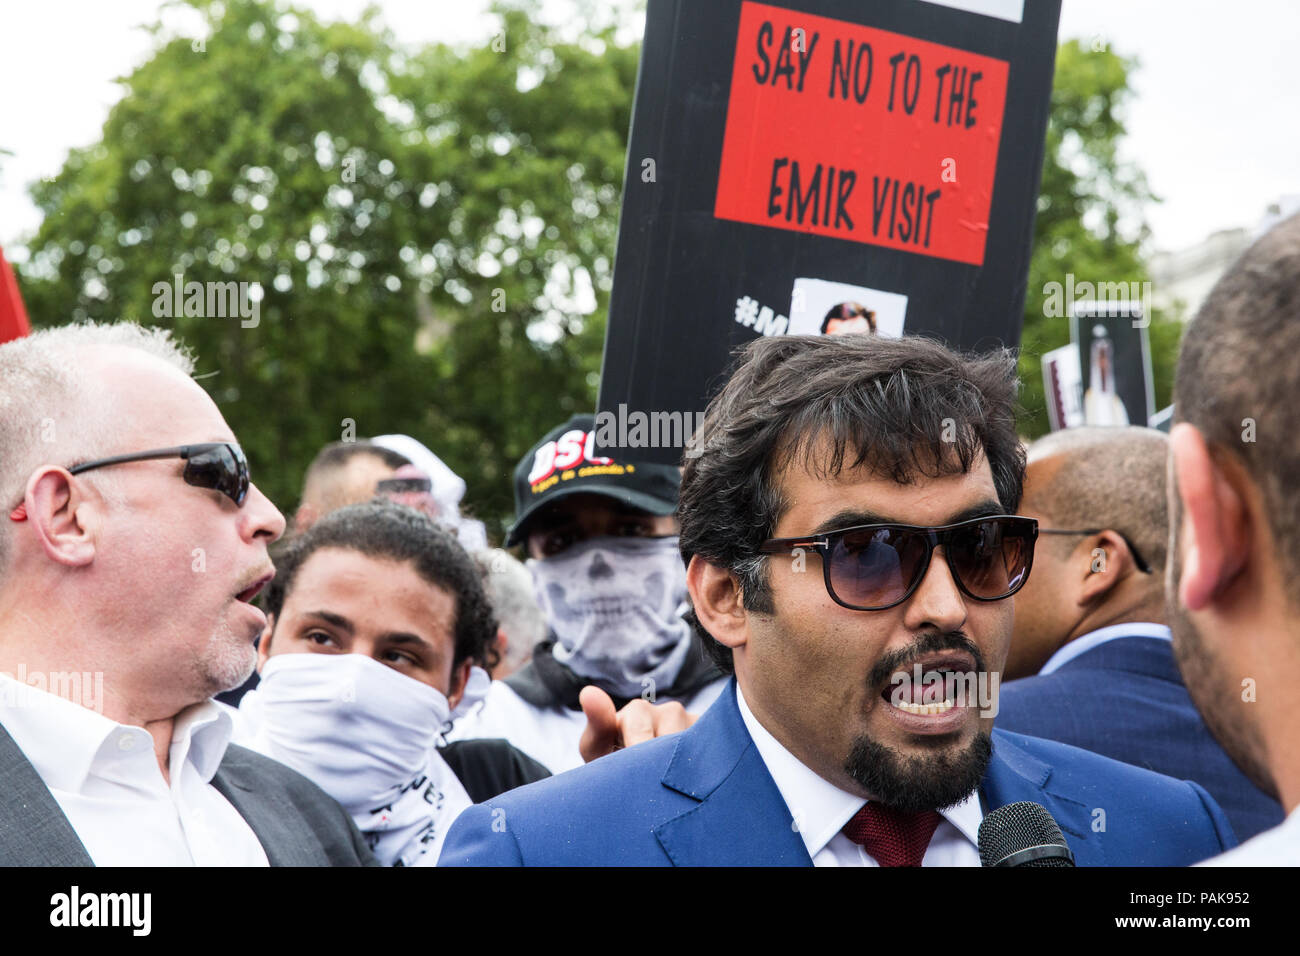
[1,0,1296,258]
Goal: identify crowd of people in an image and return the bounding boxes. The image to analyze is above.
[0,212,1296,867]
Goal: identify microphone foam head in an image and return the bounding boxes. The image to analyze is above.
[978,801,1075,867]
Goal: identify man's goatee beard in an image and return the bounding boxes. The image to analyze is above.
[844,731,993,814]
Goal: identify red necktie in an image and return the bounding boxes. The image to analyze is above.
[842,803,943,867]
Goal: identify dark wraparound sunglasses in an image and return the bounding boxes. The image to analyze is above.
[67,443,250,506]
[758,515,1038,611]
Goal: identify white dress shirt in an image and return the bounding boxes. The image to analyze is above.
[736,685,982,866]
[1038,622,1172,675]
[0,674,268,866]
[1200,804,1300,865]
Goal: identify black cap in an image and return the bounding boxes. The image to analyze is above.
[506,414,680,547]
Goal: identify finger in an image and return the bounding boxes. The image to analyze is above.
[617,699,657,748]
[578,686,620,763]
[651,701,692,735]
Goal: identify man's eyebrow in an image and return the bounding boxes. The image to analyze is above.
[811,510,892,535]
[304,610,354,634]
[945,500,1007,525]
[808,500,1006,535]
[379,632,436,650]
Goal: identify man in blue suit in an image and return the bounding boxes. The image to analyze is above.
[997,426,1283,841]
[441,335,1234,866]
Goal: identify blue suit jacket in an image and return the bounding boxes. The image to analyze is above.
[998,635,1284,841]
[439,680,1235,866]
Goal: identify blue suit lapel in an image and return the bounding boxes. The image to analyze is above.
[653,681,812,866]
[981,730,1105,866]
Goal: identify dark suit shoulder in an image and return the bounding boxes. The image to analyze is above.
[993,728,1189,790]
[220,743,337,798]
[990,729,1236,844]
[438,738,551,804]
[484,730,681,810]
[217,744,380,867]
[439,732,692,866]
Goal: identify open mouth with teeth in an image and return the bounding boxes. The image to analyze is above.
[881,654,977,717]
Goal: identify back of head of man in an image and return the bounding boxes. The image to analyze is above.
[0,322,285,733]
[1168,211,1300,819]
[293,440,410,533]
[1006,426,1169,680]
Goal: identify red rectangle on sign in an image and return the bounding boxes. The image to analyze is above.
[714,1,1009,266]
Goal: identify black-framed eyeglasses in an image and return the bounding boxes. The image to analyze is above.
[1037,528,1152,574]
[758,515,1038,612]
[67,443,250,507]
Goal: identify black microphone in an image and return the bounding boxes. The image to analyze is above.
[978,801,1076,867]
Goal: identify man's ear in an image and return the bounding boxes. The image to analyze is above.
[292,503,317,534]
[255,614,276,674]
[686,555,750,653]
[1170,423,1249,611]
[24,467,99,568]
[446,658,474,711]
[1076,529,1136,606]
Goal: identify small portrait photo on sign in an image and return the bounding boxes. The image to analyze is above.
[787,277,908,337]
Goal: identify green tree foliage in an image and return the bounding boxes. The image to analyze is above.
[19,0,635,535]
[17,8,1172,534]
[1019,38,1180,436]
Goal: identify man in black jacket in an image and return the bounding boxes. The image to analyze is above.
[448,415,728,773]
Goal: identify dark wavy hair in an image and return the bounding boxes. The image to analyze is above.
[264,498,499,673]
[679,334,1025,672]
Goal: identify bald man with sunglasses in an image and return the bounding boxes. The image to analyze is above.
[442,335,1235,867]
[0,322,375,866]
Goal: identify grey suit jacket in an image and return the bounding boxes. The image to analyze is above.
[0,723,378,866]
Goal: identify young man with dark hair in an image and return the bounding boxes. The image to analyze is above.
[441,334,1234,866]
[1165,212,1300,864]
[234,499,547,866]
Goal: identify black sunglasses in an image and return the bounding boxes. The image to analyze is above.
[1037,528,1152,574]
[67,443,250,506]
[758,515,1038,611]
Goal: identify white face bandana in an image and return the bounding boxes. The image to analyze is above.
[238,653,489,867]
[529,535,695,700]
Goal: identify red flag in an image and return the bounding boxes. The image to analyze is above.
[0,245,32,343]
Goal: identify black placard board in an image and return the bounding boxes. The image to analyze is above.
[596,0,1061,463]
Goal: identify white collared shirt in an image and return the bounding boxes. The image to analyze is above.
[735,685,982,866]
[0,674,268,866]
[1038,622,1172,676]
[1200,804,1300,866]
